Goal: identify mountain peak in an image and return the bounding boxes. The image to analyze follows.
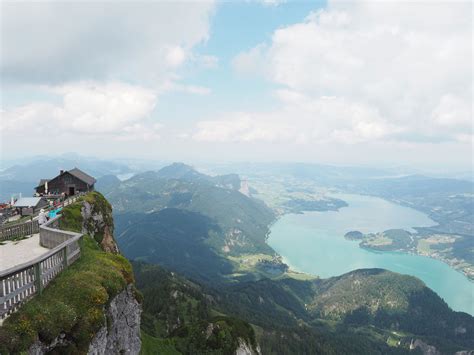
[156,162,203,180]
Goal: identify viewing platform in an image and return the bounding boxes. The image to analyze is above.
[0,234,49,271]
[0,195,84,323]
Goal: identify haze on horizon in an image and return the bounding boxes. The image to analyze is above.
[0,1,472,172]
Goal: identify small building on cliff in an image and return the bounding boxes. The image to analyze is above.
[35,168,96,196]
[13,197,48,216]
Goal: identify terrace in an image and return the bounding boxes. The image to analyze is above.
[0,195,84,322]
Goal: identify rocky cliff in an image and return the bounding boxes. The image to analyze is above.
[28,272,141,355]
[0,192,141,355]
[235,339,261,355]
[88,285,141,355]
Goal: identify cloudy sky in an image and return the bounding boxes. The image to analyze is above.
[1,1,472,170]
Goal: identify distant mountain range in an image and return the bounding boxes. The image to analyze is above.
[2,156,472,352]
[96,162,474,354]
[100,163,275,282]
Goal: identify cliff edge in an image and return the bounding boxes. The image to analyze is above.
[0,192,141,354]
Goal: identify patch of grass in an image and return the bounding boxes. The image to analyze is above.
[140,331,181,355]
[387,335,400,347]
[59,203,83,233]
[0,235,134,354]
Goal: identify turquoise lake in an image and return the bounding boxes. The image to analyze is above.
[268,193,474,315]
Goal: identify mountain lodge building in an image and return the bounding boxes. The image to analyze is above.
[35,168,96,196]
[13,197,49,216]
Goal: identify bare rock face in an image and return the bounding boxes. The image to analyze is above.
[81,199,120,254]
[88,284,142,355]
[28,285,141,355]
[28,333,70,355]
[410,339,440,355]
[235,338,261,355]
[100,225,120,254]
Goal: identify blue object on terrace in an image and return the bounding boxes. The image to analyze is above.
[48,207,62,219]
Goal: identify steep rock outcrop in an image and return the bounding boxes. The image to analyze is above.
[81,193,120,254]
[88,285,141,355]
[235,338,261,355]
[28,285,141,355]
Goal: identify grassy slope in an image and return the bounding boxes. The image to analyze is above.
[0,236,134,354]
[140,331,181,355]
[0,192,135,354]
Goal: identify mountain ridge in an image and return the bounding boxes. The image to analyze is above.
[97,163,474,354]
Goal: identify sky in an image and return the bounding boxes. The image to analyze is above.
[0,0,472,171]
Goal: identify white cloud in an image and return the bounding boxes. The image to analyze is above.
[232,44,267,75]
[0,1,216,149]
[1,1,216,84]
[1,81,160,140]
[193,95,401,144]
[432,94,472,128]
[252,0,286,7]
[222,1,472,145]
[193,112,297,143]
[165,46,187,68]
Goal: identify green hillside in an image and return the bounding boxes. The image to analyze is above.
[109,172,275,255]
[98,164,474,354]
[105,166,276,277]
[116,208,234,283]
[133,263,474,354]
[134,262,259,355]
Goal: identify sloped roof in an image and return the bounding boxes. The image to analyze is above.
[68,168,96,186]
[14,197,43,208]
[37,179,50,187]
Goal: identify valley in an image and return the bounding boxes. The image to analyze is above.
[2,2,471,353]
[95,162,473,353]
[268,195,473,315]
[222,167,474,285]
[2,158,472,354]
[347,229,474,281]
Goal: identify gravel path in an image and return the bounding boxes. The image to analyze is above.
[0,234,49,271]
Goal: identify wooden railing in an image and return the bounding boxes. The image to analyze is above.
[0,193,83,242]
[0,215,83,320]
[0,219,39,242]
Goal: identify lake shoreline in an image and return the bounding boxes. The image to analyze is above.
[358,242,474,283]
[272,193,473,283]
[266,193,474,315]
